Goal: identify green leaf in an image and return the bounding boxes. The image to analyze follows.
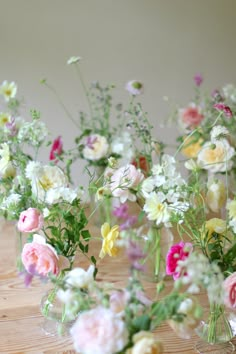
[132,315,151,331]
[81,230,91,241]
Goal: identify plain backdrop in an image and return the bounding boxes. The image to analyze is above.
[1,0,236,186]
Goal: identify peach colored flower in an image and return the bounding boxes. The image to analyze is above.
[179,103,204,128]
[21,234,60,277]
[206,179,226,213]
[197,139,235,173]
[126,331,163,354]
[109,290,130,314]
[110,164,144,203]
[223,273,236,310]
[17,208,44,233]
[70,306,128,354]
[181,135,204,158]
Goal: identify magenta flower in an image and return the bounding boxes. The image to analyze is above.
[194,73,203,87]
[213,103,233,118]
[49,136,63,161]
[166,241,193,280]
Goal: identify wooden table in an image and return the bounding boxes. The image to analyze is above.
[0,220,236,353]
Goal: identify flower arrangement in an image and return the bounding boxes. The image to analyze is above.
[0,80,96,289]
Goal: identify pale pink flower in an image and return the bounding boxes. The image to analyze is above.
[110,164,144,203]
[49,136,63,162]
[179,103,204,128]
[109,290,130,314]
[166,241,193,280]
[70,306,129,354]
[223,272,236,310]
[21,234,60,277]
[17,208,44,233]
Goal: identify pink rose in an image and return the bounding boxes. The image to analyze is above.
[223,273,236,310]
[49,136,63,162]
[70,306,128,354]
[179,104,204,128]
[18,208,44,233]
[110,164,144,203]
[166,242,193,280]
[21,234,60,277]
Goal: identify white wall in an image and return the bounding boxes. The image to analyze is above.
[1,0,236,185]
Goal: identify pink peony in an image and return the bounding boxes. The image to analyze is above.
[179,104,204,128]
[21,234,60,277]
[223,272,236,310]
[166,241,193,280]
[70,306,129,354]
[17,208,44,233]
[110,164,144,203]
[49,136,63,161]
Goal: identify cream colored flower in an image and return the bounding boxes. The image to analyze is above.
[206,179,226,213]
[0,81,17,101]
[0,112,11,127]
[83,134,109,161]
[126,331,163,354]
[197,139,235,172]
[143,192,170,226]
[0,143,16,177]
[99,222,120,258]
[95,187,111,201]
[26,161,68,203]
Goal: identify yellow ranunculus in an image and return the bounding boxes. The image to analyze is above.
[99,222,120,258]
[206,179,226,213]
[126,331,163,354]
[181,135,204,158]
[203,218,227,242]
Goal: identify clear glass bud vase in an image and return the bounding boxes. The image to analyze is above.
[139,225,173,282]
[40,286,76,337]
[195,303,235,354]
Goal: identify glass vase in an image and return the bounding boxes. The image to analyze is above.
[40,286,76,337]
[139,225,173,282]
[195,303,235,354]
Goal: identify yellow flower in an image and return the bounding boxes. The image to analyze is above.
[206,179,226,213]
[99,222,120,258]
[181,135,204,158]
[126,331,163,354]
[227,200,236,219]
[203,218,227,242]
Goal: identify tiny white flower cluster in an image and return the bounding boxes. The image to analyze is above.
[141,154,189,227]
[176,252,225,305]
[222,84,236,103]
[18,119,48,147]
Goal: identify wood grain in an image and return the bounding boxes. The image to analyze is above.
[0,219,235,353]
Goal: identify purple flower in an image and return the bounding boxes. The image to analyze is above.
[194,73,203,87]
[5,117,17,136]
[213,103,233,118]
[120,215,138,231]
[126,240,146,271]
[112,204,129,219]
